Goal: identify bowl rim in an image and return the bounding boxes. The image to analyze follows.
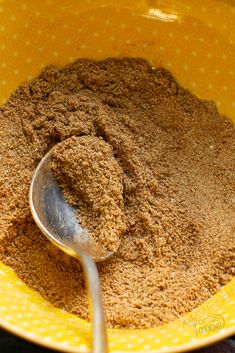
[0,315,235,353]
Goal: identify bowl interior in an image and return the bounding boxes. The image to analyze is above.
[0,0,235,352]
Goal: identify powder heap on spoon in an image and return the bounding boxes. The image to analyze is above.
[50,135,126,253]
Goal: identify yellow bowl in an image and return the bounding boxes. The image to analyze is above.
[0,0,235,352]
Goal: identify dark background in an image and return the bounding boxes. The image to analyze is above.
[0,329,234,352]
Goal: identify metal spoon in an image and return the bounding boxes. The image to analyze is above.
[29,149,112,353]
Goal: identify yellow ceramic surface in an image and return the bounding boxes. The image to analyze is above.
[0,0,234,352]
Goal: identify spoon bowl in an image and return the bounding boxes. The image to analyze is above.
[29,150,113,262]
[29,149,109,353]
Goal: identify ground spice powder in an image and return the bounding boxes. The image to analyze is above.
[50,135,126,253]
[0,58,234,328]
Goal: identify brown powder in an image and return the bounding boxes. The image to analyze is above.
[50,135,126,252]
[0,58,234,328]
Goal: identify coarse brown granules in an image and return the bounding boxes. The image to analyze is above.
[50,135,126,252]
[0,58,234,328]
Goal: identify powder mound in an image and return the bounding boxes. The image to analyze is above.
[50,135,126,252]
[0,57,234,328]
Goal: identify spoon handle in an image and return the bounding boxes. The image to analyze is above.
[79,252,108,353]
